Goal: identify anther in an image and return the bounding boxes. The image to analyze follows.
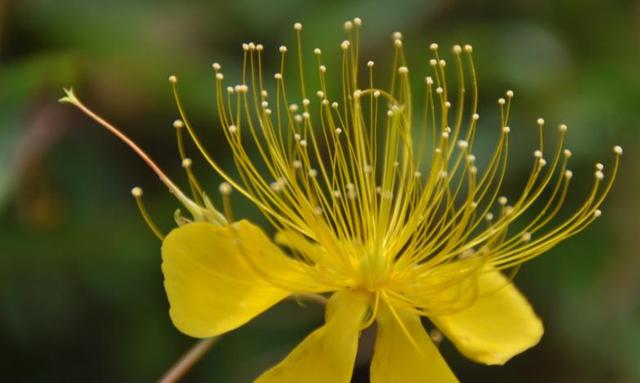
[373,90,381,98]
[279,45,287,53]
[564,149,572,158]
[595,163,604,171]
[445,101,451,108]
[521,232,532,242]
[331,102,339,109]
[506,90,514,98]
[564,170,573,179]
[302,98,310,106]
[169,75,177,83]
[498,98,506,105]
[537,118,545,125]
[319,65,327,73]
[559,124,568,132]
[453,45,462,54]
[503,126,511,133]
[436,87,444,94]
[594,209,602,217]
[472,113,480,121]
[227,125,238,134]
[212,63,221,71]
[464,44,473,53]
[498,196,508,205]
[256,44,264,51]
[316,90,325,98]
[414,171,422,178]
[425,76,434,85]
[131,186,143,198]
[439,59,446,67]
[341,40,350,50]
[534,150,543,158]
[181,158,192,168]
[335,128,342,135]
[392,31,403,40]
[430,43,439,51]
[218,182,232,195]
[227,86,234,94]
[613,145,623,155]
[299,139,308,147]
[398,66,409,74]
[173,119,184,129]
[294,22,302,31]
[274,73,282,80]
[344,20,353,31]
[313,48,322,55]
[394,39,403,48]
[595,170,604,180]
[242,43,249,51]
[367,60,374,67]
[216,73,224,80]
[539,158,547,167]
[470,166,478,174]
[485,213,494,221]
[457,140,469,149]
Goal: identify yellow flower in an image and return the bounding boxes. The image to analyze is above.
[61,17,622,383]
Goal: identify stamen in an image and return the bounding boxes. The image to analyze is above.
[131,186,165,240]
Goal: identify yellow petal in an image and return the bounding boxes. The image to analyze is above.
[256,291,369,383]
[371,302,458,383]
[162,220,317,338]
[431,270,543,365]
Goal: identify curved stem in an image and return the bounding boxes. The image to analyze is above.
[158,337,219,383]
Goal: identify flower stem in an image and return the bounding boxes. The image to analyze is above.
[158,337,219,383]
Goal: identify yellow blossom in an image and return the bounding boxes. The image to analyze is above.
[61,17,622,382]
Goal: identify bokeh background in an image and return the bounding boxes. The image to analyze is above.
[1,0,639,382]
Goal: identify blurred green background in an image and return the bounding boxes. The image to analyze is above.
[1,0,638,382]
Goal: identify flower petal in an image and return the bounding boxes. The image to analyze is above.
[256,291,369,383]
[371,302,458,383]
[430,270,543,365]
[162,220,317,338]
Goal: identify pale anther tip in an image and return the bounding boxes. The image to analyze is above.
[168,75,177,83]
[464,44,473,53]
[613,145,623,155]
[131,186,143,197]
[430,43,439,50]
[506,90,514,98]
[353,17,362,26]
[453,45,462,54]
[173,119,184,129]
[398,66,409,74]
[537,118,545,125]
[594,209,602,217]
[294,22,302,31]
[212,62,221,71]
[219,182,232,195]
[181,158,192,168]
[559,124,568,132]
